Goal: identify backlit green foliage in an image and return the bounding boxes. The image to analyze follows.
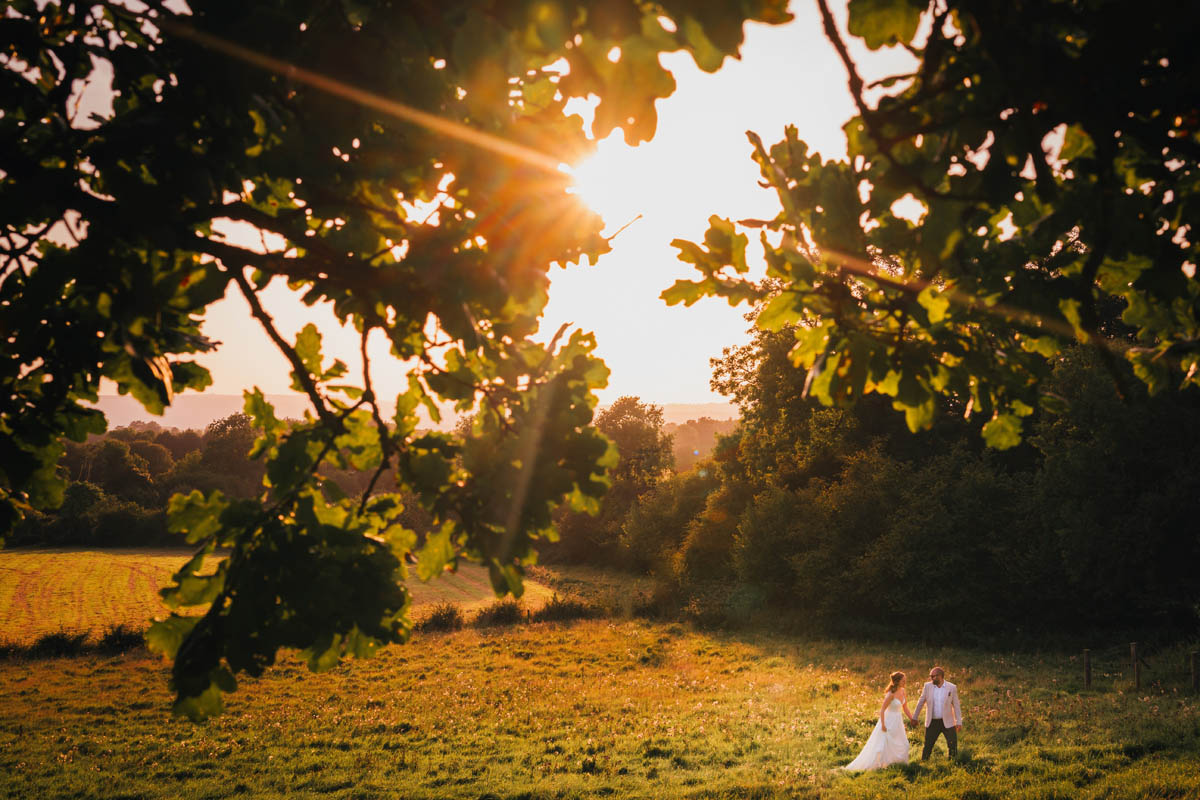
[1,0,789,716]
[667,0,1200,446]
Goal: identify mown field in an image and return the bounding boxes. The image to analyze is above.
[1,550,1198,799]
[0,549,555,645]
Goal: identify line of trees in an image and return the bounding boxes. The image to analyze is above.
[611,315,1200,637]
[12,415,260,547]
[16,403,735,558]
[12,414,433,548]
[524,303,1200,638]
[14,402,737,557]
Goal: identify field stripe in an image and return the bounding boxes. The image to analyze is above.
[0,549,555,644]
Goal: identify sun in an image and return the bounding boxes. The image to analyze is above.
[563,126,735,248]
[565,134,647,236]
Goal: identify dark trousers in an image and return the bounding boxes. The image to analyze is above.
[921,718,958,759]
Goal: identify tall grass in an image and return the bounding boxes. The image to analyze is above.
[414,601,465,633]
[530,594,598,623]
[473,598,525,627]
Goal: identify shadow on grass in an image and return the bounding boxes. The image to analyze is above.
[0,624,146,660]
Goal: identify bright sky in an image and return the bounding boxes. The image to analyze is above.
[193,2,912,409]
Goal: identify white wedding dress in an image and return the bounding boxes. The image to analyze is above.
[841,698,910,771]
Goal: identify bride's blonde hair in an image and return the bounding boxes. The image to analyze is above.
[887,671,905,693]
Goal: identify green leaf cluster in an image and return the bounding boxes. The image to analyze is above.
[2,0,794,715]
[671,0,1200,447]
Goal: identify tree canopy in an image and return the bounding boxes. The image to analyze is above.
[549,395,674,564]
[594,396,674,487]
[1,0,788,717]
[666,0,1200,447]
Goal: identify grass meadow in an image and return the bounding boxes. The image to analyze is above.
[0,549,555,645]
[1,549,1198,799]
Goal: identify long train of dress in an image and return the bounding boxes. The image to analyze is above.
[841,698,910,771]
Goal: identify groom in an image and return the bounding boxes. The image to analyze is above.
[910,665,963,759]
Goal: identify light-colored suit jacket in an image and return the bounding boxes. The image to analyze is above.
[913,681,963,728]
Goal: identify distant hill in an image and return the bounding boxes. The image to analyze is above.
[92,394,306,431]
[90,393,425,431]
[92,395,737,433]
[659,403,737,425]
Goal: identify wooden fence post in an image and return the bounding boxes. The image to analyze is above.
[1131,642,1140,690]
[1083,648,1091,690]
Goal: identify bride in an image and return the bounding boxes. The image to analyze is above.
[841,671,914,771]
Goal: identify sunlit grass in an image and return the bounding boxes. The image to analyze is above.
[2,551,1197,798]
[0,549,556,645]
[0,549,198,643]
[1,619,1198,799]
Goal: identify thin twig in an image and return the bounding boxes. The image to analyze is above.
[358,326,396,515]
[604,214,643,243]
[814,0,973,204]
[61,213,83,247]
[545,321,571,355]
[0,224,50,272]
[228,266,340,429]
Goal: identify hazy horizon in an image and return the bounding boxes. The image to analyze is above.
[92,393,737,432]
